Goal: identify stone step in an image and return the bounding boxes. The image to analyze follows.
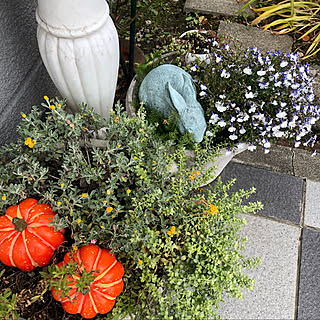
[184,0,256,17]
[217,20,293,54]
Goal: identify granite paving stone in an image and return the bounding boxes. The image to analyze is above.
[310,64,320,99]
[217,161,304,224]
[298,228,320,320]
[234,145,294,176]
[218,21,293,54]
[219,214,299,319]
[304,181,320,228]
[293,148,320,182]
[184,0,256,17]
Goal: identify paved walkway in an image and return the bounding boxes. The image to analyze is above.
[184,1,320,319]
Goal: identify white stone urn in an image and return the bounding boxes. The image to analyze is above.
[36,0,119,120]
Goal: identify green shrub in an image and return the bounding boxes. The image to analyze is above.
[0,98,262,319]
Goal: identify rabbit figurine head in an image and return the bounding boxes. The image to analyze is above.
[139,64,207,143]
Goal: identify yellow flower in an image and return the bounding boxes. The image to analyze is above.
[127,189,132,194]
[167,230,172,236]
[60,183,64,188]
[22,113,27,118]
[81,193,88,198]
[57,201,61,206]
[50,105,55,110]
[117,144,121,148]
[171,226,176,233]
[204,204,218,216]
[103,200,108,203]
[138,260,143,265]
[133,156,138,160]
[153,161,157,164]
[44,96,49,101]
[196,171,201,175]
[106,207,113,213]
[101,225,104,229]
[141,138,145,142]
[135,230,138,233]
[2,196,6,201]
[107,189,111,195]
[111,214,115,218]
[189,172,197,180]
[57,104,61,108]
[72,245,78,252]
[114,116,120,122]
[24,137,36,148]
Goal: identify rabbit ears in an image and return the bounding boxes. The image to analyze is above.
[166,82,187,115]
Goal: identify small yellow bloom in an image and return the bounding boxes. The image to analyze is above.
[70,123,74,128]
[25,137,36,148]
[111,214,115,218]
[114,116,120,122]
[141,138,145,142]
[135,230,138,233]
[57,201,61,206]
[22,113,27,118]
[189,172,197,180]
[77,218,82,224]
[60,183,64,188]
[44,96,49,101]
[50,105,55,110]
[58,104,61,108]
[138,260,143,265]
[171,226,176,233]
[81,193,88,198]
[168,230,172,236]
[101,225,104,229]
[196,171,201,175]
[106,206,113,213]
[107,189,111,195]
[204,204,219,216]
[72,245,78,252]
[117,144,121,148]
[2,196,6,201]
[153,161,157,164]
[127,189,132,194]
[103,200,108,203]
[134,156,138,160]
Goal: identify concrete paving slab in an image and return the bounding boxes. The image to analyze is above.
[234,145,294,175]
[184,0,256,17]
[297,228,320,320]
[310,64,320,100]
[218,21,293,54]
[219,161,304,224]
[304,181,320,228]
[219,214,299,319]
[293,148,320,182]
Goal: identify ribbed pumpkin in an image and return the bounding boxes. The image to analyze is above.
[51,244,124,319]
[0,198,65,271]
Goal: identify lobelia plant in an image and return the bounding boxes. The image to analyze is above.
[0,97,263,319]
[187,44,320,155]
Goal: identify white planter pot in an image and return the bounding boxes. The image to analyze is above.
[36,0,119,120]
[125,75,248,185]
[179,30,213,65]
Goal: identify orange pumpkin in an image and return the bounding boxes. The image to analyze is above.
[52,244,124,319]
[0,198,65,271]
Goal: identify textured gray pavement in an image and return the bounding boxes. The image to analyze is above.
[219,214,300,320]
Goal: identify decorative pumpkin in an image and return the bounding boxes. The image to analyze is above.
[0,198,65,271]
[51,244,124,319]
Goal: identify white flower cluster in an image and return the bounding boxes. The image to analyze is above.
[192,46,320,155]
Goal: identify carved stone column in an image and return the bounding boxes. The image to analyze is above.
[36,0,119,120]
